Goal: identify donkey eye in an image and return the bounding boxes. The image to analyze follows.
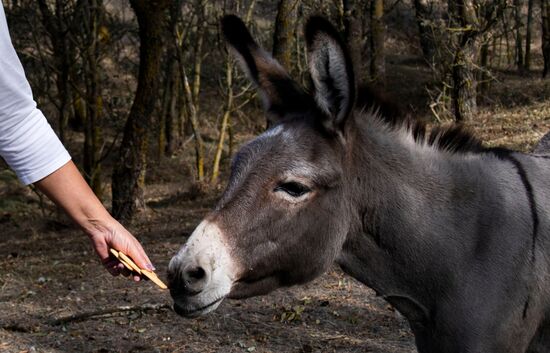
[274,182,311,198]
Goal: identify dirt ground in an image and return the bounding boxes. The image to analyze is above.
[0,186,416,353]
[1,57,550,352]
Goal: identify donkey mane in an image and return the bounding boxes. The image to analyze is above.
[386,117,485,154]
[356,85,487,155]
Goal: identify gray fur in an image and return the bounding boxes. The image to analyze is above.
[534,131,550,154]
[169,15,550,353]
[308,34,351,123]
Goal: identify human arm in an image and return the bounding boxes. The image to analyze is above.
[34,161,154,279]
[0,5,154,279]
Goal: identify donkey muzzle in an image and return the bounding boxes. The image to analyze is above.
[167,220,236,317]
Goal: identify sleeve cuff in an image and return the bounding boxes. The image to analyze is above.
[18,151,71,185]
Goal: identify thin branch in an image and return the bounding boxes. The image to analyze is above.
[50,303,171,326]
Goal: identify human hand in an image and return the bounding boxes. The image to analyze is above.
[86,216,155,282]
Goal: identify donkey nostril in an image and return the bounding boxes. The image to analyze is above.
[187,267,206,281]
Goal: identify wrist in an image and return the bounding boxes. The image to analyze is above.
[79,212,116,240]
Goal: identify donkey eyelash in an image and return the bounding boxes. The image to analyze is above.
[273,182,311,198]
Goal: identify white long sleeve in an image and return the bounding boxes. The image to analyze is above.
[0,4,71,185]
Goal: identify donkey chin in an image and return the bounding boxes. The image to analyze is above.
[167,220,238,318]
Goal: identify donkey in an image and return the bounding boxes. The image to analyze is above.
[168,15,550,353]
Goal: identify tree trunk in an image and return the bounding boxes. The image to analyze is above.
[503,9,514,65]
[245,0,257,23]
[111,0,170,221]
[165,63,181,157]
[413,0,437,64]
[369,0,385,86]
[192,9,204,113]
[158,36,178,160]
[496,34,502,68]
[81,0,104,199]
[514,0,524,71]
[158,65,171,160]
[452,43,477,121]
[343,0,367,84]
[479,39,490,95]
[294,3,305,83]
[36,0,75,143]
[542,0,550,77]
[272,0,295,71]
[524,0,534,69]
[163,0,184,157]
[449,0,479,122]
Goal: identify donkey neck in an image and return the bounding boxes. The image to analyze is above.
[336,113,512,318]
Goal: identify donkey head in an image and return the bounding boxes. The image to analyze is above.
[168,15,357,317]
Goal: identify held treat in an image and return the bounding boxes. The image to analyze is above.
[109,248,167,290]
[118,251,142,274]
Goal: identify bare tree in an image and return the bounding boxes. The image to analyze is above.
[369,0,385,86]
[413,0,437,64]
[514,0,524,70]
[447,0,504,121]
[448,0,479,121]
[479,34,491,95]
[36,0,106,196]
[176,0,208,183]
[542,0,550,77]
[211,1,256,185]
[272,0,296,71]
[158,0,184,159]
[80,0,105,198]
[524,0,534,69]
[343,0,367,84]
[36,0,78,143]
[211,49,233,185]
[111,0,170,221]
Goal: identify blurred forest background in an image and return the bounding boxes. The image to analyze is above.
[1,0,550,223]
[1,1,550,352]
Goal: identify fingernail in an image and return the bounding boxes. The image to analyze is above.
[146,264,156,271]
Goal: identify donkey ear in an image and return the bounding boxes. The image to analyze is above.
[221,15,310,126]
[305,16,356,132]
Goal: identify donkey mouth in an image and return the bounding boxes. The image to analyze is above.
[172,297,224,318]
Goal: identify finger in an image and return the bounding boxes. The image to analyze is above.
[114,231,155,271]
[103,258,121,276]
[126,239,155,271]
[103,258,118,268]
[120,267,132,277]
[105,265,120,277]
